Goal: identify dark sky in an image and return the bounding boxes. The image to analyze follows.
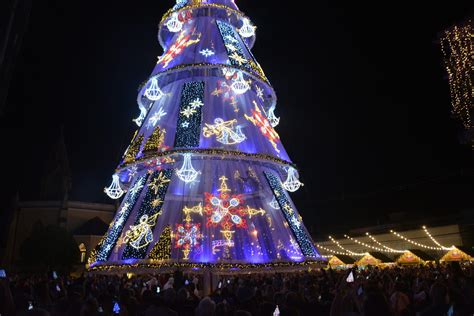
[1,0,473,236]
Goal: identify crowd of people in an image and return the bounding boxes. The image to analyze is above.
[1,262,473,316]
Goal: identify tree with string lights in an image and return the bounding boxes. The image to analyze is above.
[92,0,323,274]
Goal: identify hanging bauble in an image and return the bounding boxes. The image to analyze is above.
[238,18,256,38]
[231,72,250,95]
[166,12,183,33]
[132,106,147,127]
[144,77,164,101]
[104,174,125,199]
[267,106,280,127]
[282,167,304,192]
[176,153,200,183]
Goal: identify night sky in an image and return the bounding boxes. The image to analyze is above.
[1,0,473,237]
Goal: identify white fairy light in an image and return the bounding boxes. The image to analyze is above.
[132,106,147,127]
[329,236,366,256]
[344,234,405,254]
[238,18,256,38]
[422,226,454,250]
[104,174,125,199]
[390,229,445,250]
[267,106,280,127]
[365,232,405,253]
[282,167,304,192]
[176,153,200,183]
[144,77,164,101]
[231,72,250,95]
[166,12,183,33]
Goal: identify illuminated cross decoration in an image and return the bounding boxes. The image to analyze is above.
[204,175,265,242]
[158,30,201,68]
[174,204,203,260]
[245,101,280,152]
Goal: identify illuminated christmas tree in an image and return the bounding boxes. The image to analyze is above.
[91,0,323,273]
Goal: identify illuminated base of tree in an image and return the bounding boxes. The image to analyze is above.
[87,259,326,274]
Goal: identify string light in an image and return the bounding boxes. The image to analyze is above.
[104,174,125,199]
[440,21,472,131]
[174,81,205,148]
[144,77,164,101]
[365,232,405,253]
[422,226,454,250]
[282,167,303,192]
[315,243,357,256]
[328,236,366,256]
[390,229,445,250]
[344,234,404,254]
[176,153,200,183]
[217,20,252,72]
[148,226,171,260]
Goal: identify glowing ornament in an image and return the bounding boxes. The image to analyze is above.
[146,107,167,129]
[123,213,160,249]
[144,77,164,101]
[176,153,200,183]
[132,106,147,127]
[267,106,280,127]
[245,101,280,152]
[203,118,246,145]
[158,31,201,68]
[166,13,183,33]
[175,222,202,260]
[228,52,248,66]
[231,72,250,95]
[104,174,125,199]
[282,167,304,192]
[255,85,264,101]
[199,48,215,57]
[189,98,204,109]
[238,18,256,38]
[204,176,265,242]
[269,196,280,209]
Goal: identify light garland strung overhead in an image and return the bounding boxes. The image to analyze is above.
[390,229,445,250]
[329,236,366,256]
[365,232,405,253]
[344,234,405,254]
[166,12,183,33]
[144,77,164,101]
[282,167,303,192]
[176,153,200,183]
[104,174,125,199]
[230,71,250,95]
[422,226,454,250]
[238,18,256,38]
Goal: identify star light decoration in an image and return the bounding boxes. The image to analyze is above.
[229,52,248,66]
[158,30,201,68]
[202,118,246,145]
[104,174,125,199]
[146,107,167,129]
[199,48,215,57]
[174,204,203,260]
[255,85,264,101]
[244,101,280,152]
[204,176,265,243]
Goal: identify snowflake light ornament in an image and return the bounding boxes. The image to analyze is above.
[146,107,167,128]
[199,48,215,57]
[104,174,125,199]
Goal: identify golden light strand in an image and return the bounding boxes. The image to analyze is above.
[365,232,406,253]
[344,234,405,254]
[390,229,444,250]
[422,226,454,250]
[328,236,366,256]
